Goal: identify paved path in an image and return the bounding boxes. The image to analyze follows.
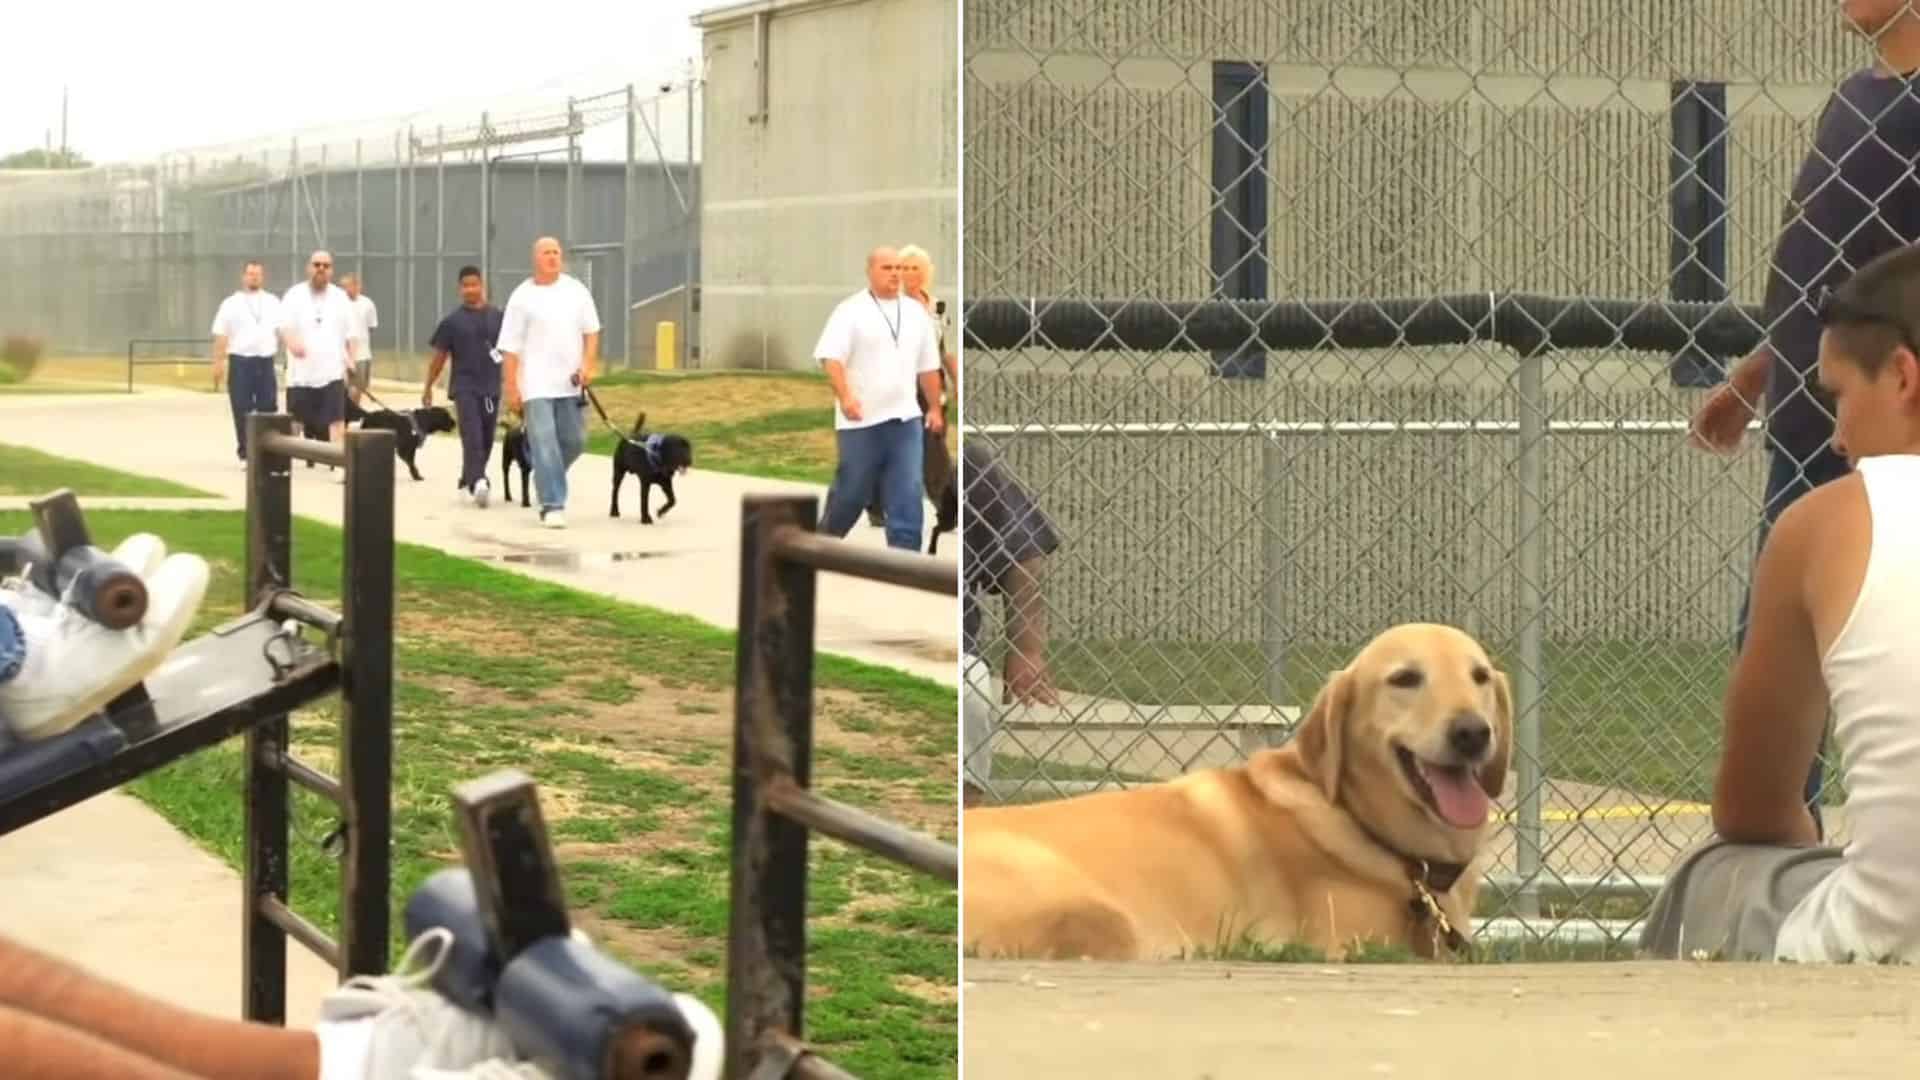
[0,386,956,1027]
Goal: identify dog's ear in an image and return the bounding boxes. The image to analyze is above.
[631,411,647,436]
[1291,666,1354,803]
[1479,668,1514,799]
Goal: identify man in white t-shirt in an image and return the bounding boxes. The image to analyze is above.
[208,260,284,467]
[342,272,378,403]
[1639,241,1920,964]
[813,246,945,550]
[278,250,359,469]
[498,236,602,529]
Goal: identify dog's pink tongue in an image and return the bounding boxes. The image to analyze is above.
[1421,764,1490,829]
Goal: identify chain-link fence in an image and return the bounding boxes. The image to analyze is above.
[0,81,700,385]
[959,1,1900,947]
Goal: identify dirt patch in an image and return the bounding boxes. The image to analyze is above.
[895,975,958,1007]
[591,377,821,429]
[573,910,716,984]
[963,959,1920,1077]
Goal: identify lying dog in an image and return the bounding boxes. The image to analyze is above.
[343,399,456,482]
[499,422,534,509]
[962,622,1512,962]
[609,412,694,524]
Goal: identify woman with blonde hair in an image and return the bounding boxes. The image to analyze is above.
[856,243,957,530]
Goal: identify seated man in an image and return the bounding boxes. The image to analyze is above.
[1640,241,1920,964]
[0,923,720,1079]
[960,440,1062,808]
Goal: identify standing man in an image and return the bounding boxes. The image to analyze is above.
[278,250,358,471]
[342,272,379,404]
[208,260,282,469]
[961,439,1063,808]
[813,246,945,551]
[1686,0,1920,837]
[499,236,602,529]
[424,265,506,508]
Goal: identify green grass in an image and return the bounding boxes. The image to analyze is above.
[583,406,834,485]
[0,444,216,497]
[0,508,958,1079]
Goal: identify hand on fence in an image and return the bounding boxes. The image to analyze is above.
[1002,650,1060,707]
[1688,380,1759,453]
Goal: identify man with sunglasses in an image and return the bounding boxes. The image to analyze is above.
[1688,0,1920,837]
[1644,240,1920,965]
[278,250,358,471]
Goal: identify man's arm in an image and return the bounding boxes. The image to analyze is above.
[1712,491,1832,846]
[580,332,601,385]
[498,296,525,408]
[423,347,451,404]
[814,304,860,419]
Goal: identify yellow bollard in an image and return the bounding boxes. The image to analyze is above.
[655,321,677,371]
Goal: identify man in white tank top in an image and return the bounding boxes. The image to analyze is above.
[1641,241,1920,964]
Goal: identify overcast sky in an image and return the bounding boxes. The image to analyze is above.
[2,0,711,164]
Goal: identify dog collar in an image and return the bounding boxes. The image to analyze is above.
[1353,821,1473,958]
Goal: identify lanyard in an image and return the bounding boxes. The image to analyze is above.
[870,290,901,346]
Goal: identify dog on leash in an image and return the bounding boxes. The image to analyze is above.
[609,412,694,525]
[963,623,1513,962]
[927,476,958,555]
[499,418,535,508]
[343,398,456,482]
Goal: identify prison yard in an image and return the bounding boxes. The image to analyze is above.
[0,354,965,489]
[0,445,959,1080]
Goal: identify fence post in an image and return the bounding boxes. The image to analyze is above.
[1513,346,1547,920]
[1260,432,1288,709]
[726,495,818,1080]
[242,412,295,1022]
[338,428,395,977]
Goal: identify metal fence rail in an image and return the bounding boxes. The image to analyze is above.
[727,495,958,1080]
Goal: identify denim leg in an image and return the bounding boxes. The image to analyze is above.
[251,357,278,417]
[522,398,567,512]
[556,397,587,471]
[0,603,22,685]
[879,418,926,551]
[820,426,887,537]
[226,358,251,459]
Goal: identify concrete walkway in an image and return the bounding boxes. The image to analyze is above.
[0,385,957,1027]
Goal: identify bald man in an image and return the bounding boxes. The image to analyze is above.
[279,249,358,468]
[813,246,945,550]
[499,237,602,529]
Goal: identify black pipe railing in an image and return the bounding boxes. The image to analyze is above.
[962,294,1770,362]
[725,495,959,1080]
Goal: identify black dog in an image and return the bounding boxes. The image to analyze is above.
[344,399,456,482]
[500,424,535,508]
[927,476,958,555]
[609,412,694,525]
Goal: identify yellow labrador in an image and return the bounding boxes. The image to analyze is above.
[962,622,1512,961]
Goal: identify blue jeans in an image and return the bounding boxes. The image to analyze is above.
[1736,446,1849,836]
[226,354,277,460]
[820,418,925,551]
[521,395,586,513]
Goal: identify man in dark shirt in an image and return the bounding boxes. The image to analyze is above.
[424,266,506,508]
[961,440,1063,806]
[1689,3,1920,834]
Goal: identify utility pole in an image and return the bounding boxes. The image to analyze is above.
[60,86,68,165]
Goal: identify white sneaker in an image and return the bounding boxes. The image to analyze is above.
[320,928,519,1078]
[539,510,566,530]
[0,544,210,742]
[473,478,491,509]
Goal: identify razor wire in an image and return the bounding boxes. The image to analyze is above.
[959,0,1893,948]
[0,79,702,379]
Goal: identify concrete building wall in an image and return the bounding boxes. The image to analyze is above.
[963,1,1877,649]
[696,0,959,371]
